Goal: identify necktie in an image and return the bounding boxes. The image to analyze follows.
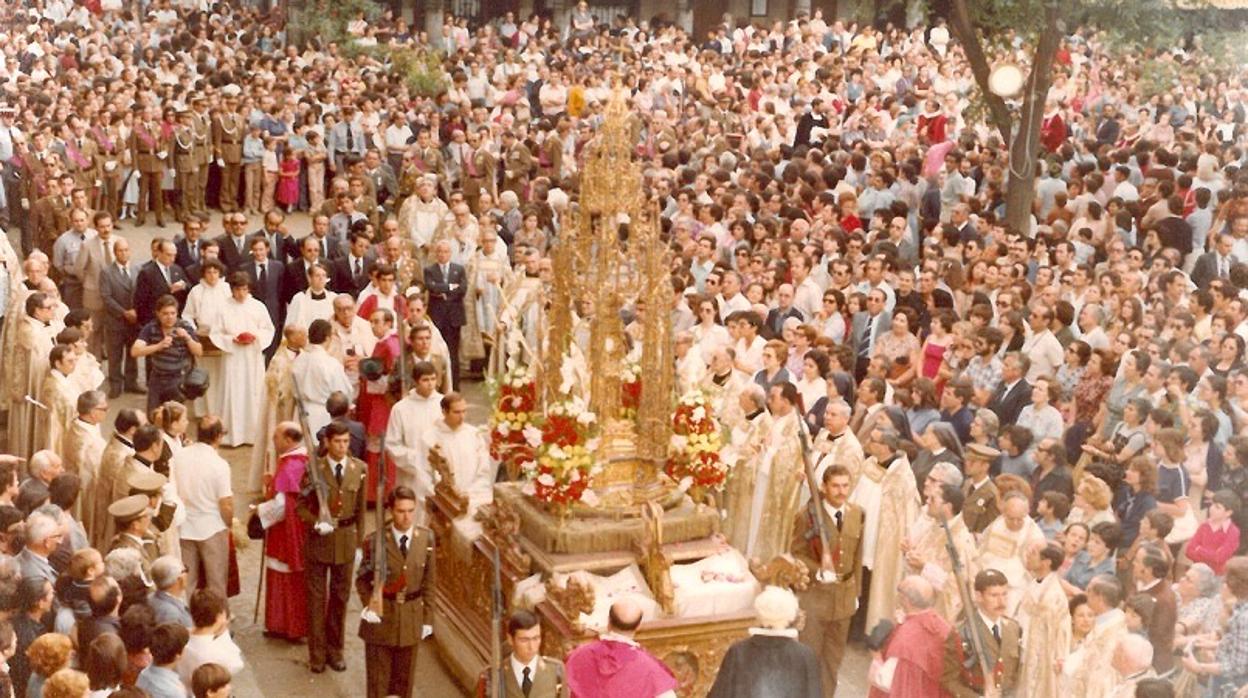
[236,236,244,254]
[321,239,327,259]
[442,264,449,280]
[334,463,343,484]
[858,314,874,357]
[258,263,267,288]
[161,265,170,285]
[119,264,127,280]
[522,667,532,696]
[346,124,355,151]
[834,510,843,531]
[992,623,1001,644]
[399,534,409,557]
[103,239,113,265]
[355,258,363,277]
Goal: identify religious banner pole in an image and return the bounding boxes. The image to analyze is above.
[941,514,995,695]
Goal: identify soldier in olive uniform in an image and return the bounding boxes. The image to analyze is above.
[413,129,447,198]
[463,128,497,215]
[791,464,865,697]
[537,120,563,182]
[476,610,568,698]
[962,443,1001,535]
[189,95,213,215]
[501,130,532,202]
[130,107,168,227]
[212,94,245,213]
[173,110,199,223]
[107,493,161,571]
[298,422,367,673]
[356,485,434,698]
[940,569,1022,698]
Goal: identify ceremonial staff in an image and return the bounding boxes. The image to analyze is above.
[489,546,504,698]
[940,513,996,696]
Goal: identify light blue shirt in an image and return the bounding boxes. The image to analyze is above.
[242,135,265,164]
[137,665,189,698]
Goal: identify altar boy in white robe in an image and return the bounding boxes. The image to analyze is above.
[422,392,496,516]
[290,319,354,438]
[209,272,276,448]
[384,361,444,522]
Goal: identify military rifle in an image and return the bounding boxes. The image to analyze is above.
[289,369,334,530]
[940,513,995,697]
[795,413,835,573]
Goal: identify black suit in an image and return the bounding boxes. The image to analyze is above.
[989,379,1033,426]
[99,261,141,393]
[424,261,467,385]
[215,233,253,271]
[283,258,318,305]
[133,261,189,326]
[174,237,206,271]
[765,306,803,337]
[244,257,286,359]
[331,254,374,297]
[1191,251,1236,290]
[250,229,299,266]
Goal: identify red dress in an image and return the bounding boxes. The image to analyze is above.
[357,333,400,501]
[264,448,309,639]
[276,157,300,207]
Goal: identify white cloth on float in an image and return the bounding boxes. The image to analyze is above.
[668,547,759,618]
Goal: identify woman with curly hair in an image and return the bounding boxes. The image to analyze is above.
[25,633,73,698]
[1069,475,1115,527]
[41,669,87,698]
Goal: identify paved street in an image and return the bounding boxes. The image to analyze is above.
[5,212,871,696]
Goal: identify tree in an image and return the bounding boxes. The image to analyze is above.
[945,0,1202,234]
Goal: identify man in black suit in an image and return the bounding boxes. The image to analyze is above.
[250,210,299,266]
[215,212,253,271]
[424,239,467,386]
[283,236,322,305]
[1192,233,1237,290]
[134,238,189,327]
[98,236,142,397]
[989,352,1033,426]
[184,239,219,286]
[331,230,375,298]
[316,391,366,460]
[174,216,208,270]
[306,214,345,262]
[765,283,804,337]
[243,236,286,360]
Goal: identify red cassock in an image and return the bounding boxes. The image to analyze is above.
[264,450,309,640]
[358,333,401,502]
[868,610,952,698]
[355,293,408,323]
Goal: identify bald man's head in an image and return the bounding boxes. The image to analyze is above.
[898,575,935,613]
[607,598,643,634]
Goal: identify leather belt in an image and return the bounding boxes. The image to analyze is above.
[382,590,422,603]
[336,515,358,528]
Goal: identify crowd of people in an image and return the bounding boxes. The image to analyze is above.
[0,0,1247,697]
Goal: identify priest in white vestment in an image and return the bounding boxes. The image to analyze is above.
[62,390,109,520]
[1018,541,1071,698]
[977,491,1047,615]
[862,427,922,634]
[36,345,80,457]
[399,176,450,250]
[327,295,377,391]
[209,275,275,448]
[289,320,353,439]
[248,327,304,494]
[6,293,57,460]
[422,393,496,515]
[384,362,445,521]
[184,261,232,417]
[285,263,338,330]
[744,384,805,562]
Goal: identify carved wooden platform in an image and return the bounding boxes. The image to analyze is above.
[430,486,754,696]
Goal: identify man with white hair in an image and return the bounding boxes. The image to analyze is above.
[63,391,108,506]
[25,449,64,488]
[1109,634,1156,697]
[148,554,192,627]
[708,586,823,697]
[17,510,62,584]
[872,575,952,695]
[398,176,448,252]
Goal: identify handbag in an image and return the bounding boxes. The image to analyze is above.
[246,509,265,540]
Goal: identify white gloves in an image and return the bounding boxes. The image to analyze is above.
[361,608,381,624]
[422,624,433,639]
[314,521,335,536]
